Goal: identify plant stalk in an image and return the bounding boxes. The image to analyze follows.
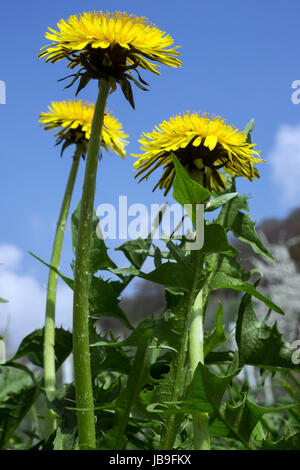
[73,79,110,450]
[160,250,204,450]
[189,275,210,450]
[44,145,81,439]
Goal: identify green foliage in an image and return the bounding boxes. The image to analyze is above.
[172,155,210,206]
[236,294,300,370]
[11,328,72,370]
[0,365,40,449]
[4,128,300,450]
[204,303,227,356]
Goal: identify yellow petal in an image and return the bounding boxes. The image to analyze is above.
[204,135,218,150]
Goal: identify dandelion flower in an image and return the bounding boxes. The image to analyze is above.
[39,11,181,107]
[40,99,128,158]
[133,112,264,194]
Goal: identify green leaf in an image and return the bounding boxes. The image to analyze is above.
[201,224,231,254]
[209,256,284,314]
[148,354,240,415]
[30,251,132,330]
[71,201,116,273]
[91,318,155,349]
[116,238,152,270]
[11,328,72,370]
[220,396,269,443]
[46,384,77,435]
[53,426,77,450]
[243,118,255,143]
[154,246,163,268]
[0,366,40,448]
[229,211,273,261]
[216,191,273,261]
[184,354,240,413]
[172,155,210,208]
[205,193,238,212]
[90,334,131,375]
[166,239,189,265]
[89,276,134,330]
[147,353,296,448]
[120,78,135,109]
[211,393,297,446]
[100,323,153,449]
[108,266,140,277]
[204,303,227,356]
[29,252,74,289]
[0,298,8,303]
[111,260,195,294]
[236,294,299,370]
[142,262,194,294]
[256,431,300,450]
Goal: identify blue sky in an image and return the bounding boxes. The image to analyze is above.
[1,0,300,347]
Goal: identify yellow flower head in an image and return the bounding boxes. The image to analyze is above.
[39,11,181,107]
[40,99,128,158]
[133,112,264,195]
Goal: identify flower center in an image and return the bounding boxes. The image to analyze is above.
[174,139,229,172]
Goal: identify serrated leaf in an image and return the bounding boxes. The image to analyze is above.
[116,238,152,270]
[0,366,40,448]
[236,294,299,370]
[209,256,284,314]
[142,262,194,294]
[111,260,194,294]
[211,393,297,446]
[89,276,133,330]
[230,211,273,261]
[148,354,240,415]
[256,431,300,450]
[11,328,72,370]
[216,190,273,261]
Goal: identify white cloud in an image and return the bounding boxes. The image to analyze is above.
[269,123,300,203]
[0,244,73,355]
[0,244,22,270]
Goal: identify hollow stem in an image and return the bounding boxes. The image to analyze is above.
[160,250,204,450]
[189,275,210,450]
[73,79,110,450]
[44,145,81,439]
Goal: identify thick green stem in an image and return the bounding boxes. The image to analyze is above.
[160,250,203,450]
[44,146,81,439]
[186,191,236,449]
[189,281,210,450]
[73,79,110,450]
